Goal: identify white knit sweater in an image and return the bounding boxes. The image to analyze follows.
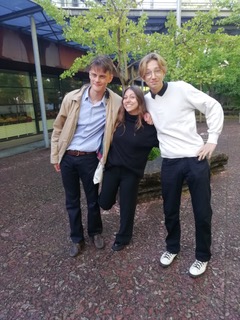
[145,81,224,159]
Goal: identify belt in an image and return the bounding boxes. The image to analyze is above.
[66,150,96,156]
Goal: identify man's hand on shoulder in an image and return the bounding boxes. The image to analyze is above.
[144,112,154,125]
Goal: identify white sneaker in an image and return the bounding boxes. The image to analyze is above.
[160,251,177,267]
[189,260,208,278]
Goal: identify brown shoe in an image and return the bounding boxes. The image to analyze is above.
[92,234,105,249]
[69,242,84,257]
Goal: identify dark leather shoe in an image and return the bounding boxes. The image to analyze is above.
[69,242,84,257]
[92,234,105,249]
[112,241,126,251]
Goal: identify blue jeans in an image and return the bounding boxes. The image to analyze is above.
[60,153,102,243]
[161,157,212,262]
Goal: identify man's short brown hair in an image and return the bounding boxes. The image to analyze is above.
[89,55,115,74]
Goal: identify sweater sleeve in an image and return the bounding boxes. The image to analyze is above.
[142,121,159,148]
[185,82,224,144]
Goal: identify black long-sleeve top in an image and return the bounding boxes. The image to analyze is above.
[106,111,159,178]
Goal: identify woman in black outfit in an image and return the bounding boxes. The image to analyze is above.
[99,85,159,251]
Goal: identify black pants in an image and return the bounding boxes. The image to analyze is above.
[99,166,140,244]
[60,153,102,243]
[161,157,212,262]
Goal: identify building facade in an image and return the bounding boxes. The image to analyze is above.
[0,26,90,142]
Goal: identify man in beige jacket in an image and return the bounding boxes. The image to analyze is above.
[51,55,121,257]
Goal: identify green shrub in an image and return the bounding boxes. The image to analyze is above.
[148,147,160,161]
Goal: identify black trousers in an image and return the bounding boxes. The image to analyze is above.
[99,166,140,244]
[161,157,212,262]
[60,153,102,243]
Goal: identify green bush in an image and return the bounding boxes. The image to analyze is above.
[148,147,160,161]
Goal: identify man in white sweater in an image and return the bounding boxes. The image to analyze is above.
[139,52,224,278]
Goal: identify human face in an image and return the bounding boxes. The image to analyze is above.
[89,67,113,94]
[143,60,164,94]
[123,89,139,115]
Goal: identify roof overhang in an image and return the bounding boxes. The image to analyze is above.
[0,0,88,51]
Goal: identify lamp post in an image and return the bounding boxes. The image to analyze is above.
[176,0,182,28]
[30,16,49,148]
[176,0,182,67]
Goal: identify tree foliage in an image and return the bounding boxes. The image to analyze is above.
[150,5,240,109]
[36,0,159,89]
[35,0,240,108]
[216,0,240,27]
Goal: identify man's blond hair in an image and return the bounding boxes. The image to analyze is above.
[139,53,167,78]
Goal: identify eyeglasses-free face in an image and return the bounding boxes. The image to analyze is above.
[122,89,139,115]
[89,67,113,94]
[89,72,109,81]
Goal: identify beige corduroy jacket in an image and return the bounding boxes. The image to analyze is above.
[50,84,121,166]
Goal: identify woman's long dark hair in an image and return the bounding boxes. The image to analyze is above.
[114,85,147,131]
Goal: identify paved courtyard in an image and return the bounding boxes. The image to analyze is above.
[0,120,239,320]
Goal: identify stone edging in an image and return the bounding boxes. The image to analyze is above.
[138,153,229,203]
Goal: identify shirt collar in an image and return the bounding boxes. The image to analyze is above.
[150,82,168,99]
[84,87,90,101]
[84,87,109,104]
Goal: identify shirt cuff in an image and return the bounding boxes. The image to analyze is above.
[207,133,219,144]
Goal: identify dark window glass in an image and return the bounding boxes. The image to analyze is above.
[0,71,35,133]
[0,88,33,105]
[0,71,30,88]
[33,75,59,89]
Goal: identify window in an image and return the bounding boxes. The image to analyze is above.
[33,75,61,120]
[0,71,36,139]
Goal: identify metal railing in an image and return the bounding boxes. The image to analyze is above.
[50,0,217,10]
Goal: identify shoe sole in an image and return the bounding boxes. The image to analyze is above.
[159,254,178,268]
[189,270,207,278]
[160,262,172,268]
[94,243,105,249]
[112,245,125,251]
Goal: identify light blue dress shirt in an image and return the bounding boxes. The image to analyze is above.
[67,87,106,152]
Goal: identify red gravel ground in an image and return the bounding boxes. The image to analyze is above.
[0,120,239,320]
